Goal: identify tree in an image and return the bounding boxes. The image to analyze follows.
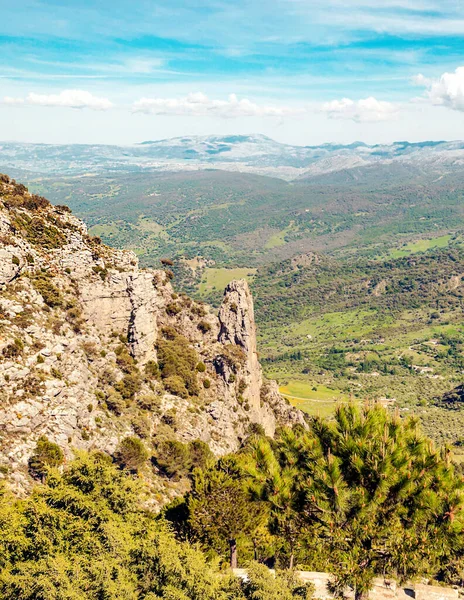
[28,436,64,482]
[180,457,266,568]
[114,436,149,472]
[244,435,306,569]
[246,404,464,599]
[0,451,249,600]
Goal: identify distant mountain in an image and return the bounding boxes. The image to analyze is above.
[1,135,464,180]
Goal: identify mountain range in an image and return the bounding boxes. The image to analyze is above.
[2,134,464,180]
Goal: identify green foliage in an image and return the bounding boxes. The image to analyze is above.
[12,213,66,249]
[198,320,212,333]
[244,404,464,597]
[2,337,24,358]
[28,436,64,481]
[0,451,246,600]
[144,360,160,380]
[114,437,149,472]
[115,372,142,400]
[31,273,63,308]
[241,563,314,600]
[157,332,200,397]
[164,375,189,398]
[154,439,214,480]
[167,457,266,561]
[106,391,126,415]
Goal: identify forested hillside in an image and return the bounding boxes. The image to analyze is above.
[26,164,464,268]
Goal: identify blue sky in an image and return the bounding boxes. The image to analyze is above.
[1,0,464,144]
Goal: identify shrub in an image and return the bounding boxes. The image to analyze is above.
[2,337,24,358]
[144,360,160,380]
[28,435,64,481]
[166,302,181,316]
[11,255,20,266]
[160,325,177,340]
[51,367,63,380]
[106,391,125,415]
[115,372,142,399]
[189,439,214,471]
[13,213,65,249]
[114,436,149,471]
[137,393,161,411]
[31,272,63,308]
[154,440,190,479]
[196,362,206,373]
[203,378,211,389]
[163,375,188,398]
[55,204,72,213]
[131,415,152,439]
[116,350,136,373]
[197,320,211,333]
[157,333,200,397]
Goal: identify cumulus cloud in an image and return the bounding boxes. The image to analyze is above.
[132,92,302,118]
[27,89,113,110]
[413,67,464,112]
[2,96,24,106]
[2,89,113,110]
[321,96,399,122]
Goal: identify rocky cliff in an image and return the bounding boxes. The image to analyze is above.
[0,174,302,493]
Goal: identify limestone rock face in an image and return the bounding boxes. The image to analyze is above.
[0,247,21,285]
[0,175,304,496]
[219,280,262,413]
[127,271,164,363]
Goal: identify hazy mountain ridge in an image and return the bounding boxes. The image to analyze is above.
[2,134,464,180]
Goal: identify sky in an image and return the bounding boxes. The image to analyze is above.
[1,0,464,145]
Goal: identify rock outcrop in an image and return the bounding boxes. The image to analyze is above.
[219,280,263,413]
[0,175,302,494]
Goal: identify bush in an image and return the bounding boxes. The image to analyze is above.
[131,415,152,439]
[196,362,206,373]
[157,333,200,397]
[137,393,161,411]
[28,436,64,481]
[115,372,142,400]
[144,360,160,380]
[31,272,63,308]
[154,439,214,479]
[241,562,313,600]
[166,302,181,316]
[198,320,211,333]
[163,375,188,398]
[114,436,149,471]
[154,440,191,479]
[189,440,214,471]
[106,391,125,415]
[203,378,211,389]
[2,337,24,358]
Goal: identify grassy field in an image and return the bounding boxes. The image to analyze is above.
[389,234,453,258]
[198,267,257,294]
[279,380,349,417]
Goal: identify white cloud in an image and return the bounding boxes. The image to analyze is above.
[2,96,24,105]
[132,92,303,118]
[26,89,113,110]
[123,58,165,73]
[321,96,399,122]
[413,67,464,112]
